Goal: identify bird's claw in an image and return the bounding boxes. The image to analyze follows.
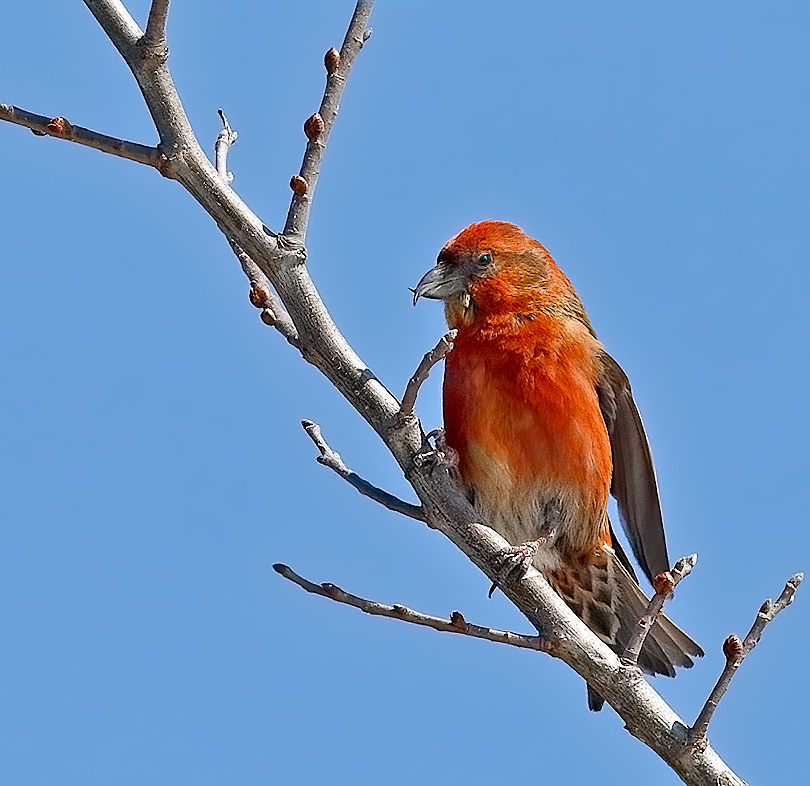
[488,532,554,598]
[413,428,459,474]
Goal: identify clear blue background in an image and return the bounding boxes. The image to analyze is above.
[2,2,807,784]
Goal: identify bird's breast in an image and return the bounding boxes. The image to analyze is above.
[442,321,612,558]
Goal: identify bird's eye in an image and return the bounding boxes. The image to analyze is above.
[471,252,494,279]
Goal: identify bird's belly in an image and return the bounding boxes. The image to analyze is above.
[467,470,570,573]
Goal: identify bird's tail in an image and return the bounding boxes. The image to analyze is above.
[548,548,703,711]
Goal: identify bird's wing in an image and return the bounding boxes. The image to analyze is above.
[608,521,638,582]
[596,351,669,584]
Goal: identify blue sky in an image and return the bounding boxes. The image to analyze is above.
[1,2,808,784]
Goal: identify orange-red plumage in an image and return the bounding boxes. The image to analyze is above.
[443,310,613,555]
[414,221,702,709]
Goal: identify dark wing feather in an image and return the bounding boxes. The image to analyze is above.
[596,352,669,584]
[608,521,638,583]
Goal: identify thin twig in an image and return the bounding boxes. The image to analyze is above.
[283,0,374,241]
[273,563,556,654]
[227,239,300,347]
[399,330,457,419]
[689,572,803,745]
[622,554,697,667]
[211,110,297,345]
[302,419,425,521]
[214,109,238,184]
[0,104,161,168]
[141,0,171,54]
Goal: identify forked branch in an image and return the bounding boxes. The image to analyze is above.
[689,572,803,745]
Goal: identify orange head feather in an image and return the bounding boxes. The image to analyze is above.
[416,221,593,334]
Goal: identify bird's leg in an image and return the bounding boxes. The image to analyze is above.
[413,428,459,474]
[488,526,557,598]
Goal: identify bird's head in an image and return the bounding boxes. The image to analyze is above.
[414,221,580,329]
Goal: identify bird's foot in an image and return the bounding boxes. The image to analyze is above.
[488,530,556,598]
[413,428,459,474]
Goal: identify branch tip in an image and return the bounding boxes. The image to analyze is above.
[783,572,803,598]
[215,110,238,183]
[283,0,375,239]
[621,554,695,667]
[301,419,425,521]
[399,330,458,418]
[673,553,698,576]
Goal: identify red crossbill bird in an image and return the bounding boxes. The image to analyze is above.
[414,221,702,710]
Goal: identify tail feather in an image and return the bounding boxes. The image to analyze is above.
[548,547,703,710]
[587,684,606,712]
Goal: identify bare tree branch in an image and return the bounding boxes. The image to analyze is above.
[282,0,374,241]
[84,0,203,167]
[0,104,162,168]
[622,554,697,667]
[399,330,457,419]
[142,0,170,54]
[302,419,425,521]
[273,563,557,653]
[688,572,803,746]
